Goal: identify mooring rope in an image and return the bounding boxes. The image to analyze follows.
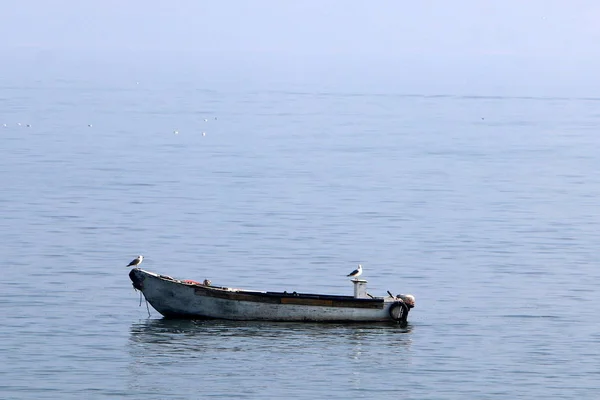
[136,289,151,317]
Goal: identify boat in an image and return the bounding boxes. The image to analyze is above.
[129,268,415,323]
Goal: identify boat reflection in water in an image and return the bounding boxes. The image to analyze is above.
[126,319,414,395]
[129,318,413,345]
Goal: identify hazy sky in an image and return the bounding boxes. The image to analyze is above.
[2,0,600,94]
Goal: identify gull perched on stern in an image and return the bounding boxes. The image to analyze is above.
[127,255,144,268]
[347,264,362,279]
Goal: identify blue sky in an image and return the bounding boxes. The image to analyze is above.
[2,0,600,94]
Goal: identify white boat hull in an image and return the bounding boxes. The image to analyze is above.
[129,269,413,323]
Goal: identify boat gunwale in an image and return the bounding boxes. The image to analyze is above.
[133,268,386,308]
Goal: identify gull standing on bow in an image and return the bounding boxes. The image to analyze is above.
[127,255,144,268]
[347,264,362,278]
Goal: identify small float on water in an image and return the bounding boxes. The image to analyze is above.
[129,268,415,322]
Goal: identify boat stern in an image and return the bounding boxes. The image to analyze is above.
[387,293,415,322]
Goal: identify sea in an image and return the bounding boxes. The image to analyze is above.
[1,79,599,399]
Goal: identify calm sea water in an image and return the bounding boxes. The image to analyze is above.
[1,81,599,399]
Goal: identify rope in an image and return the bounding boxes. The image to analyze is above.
[137,289,151,317]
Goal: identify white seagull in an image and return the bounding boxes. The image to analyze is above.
[127,255,144,268]
[347,264,363,278]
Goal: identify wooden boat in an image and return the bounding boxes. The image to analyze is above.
[129,268,415,322]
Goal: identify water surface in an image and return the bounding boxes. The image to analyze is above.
[1,82,599,398]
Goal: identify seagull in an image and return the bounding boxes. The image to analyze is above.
[127,255,144,268]
[347,264,363,278]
